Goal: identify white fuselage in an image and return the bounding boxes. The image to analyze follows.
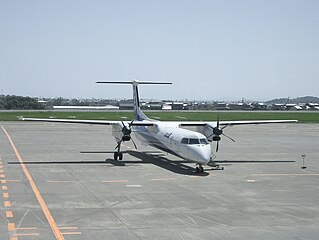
[133,121,212,165]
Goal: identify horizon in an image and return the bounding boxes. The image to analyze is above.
[1,93,318,104]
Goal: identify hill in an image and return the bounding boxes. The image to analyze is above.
[265,96,319,105]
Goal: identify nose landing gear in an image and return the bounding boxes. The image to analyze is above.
[195,164,204,173]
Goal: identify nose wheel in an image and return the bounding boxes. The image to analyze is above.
[195,165,204,173]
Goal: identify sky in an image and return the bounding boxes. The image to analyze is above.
[0,0,318,101]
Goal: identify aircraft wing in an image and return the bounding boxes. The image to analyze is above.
[178,119,298,127]
[20,117,297,126]
[20,117,155,126]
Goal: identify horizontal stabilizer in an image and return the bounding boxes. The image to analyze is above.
[96,80,172,85]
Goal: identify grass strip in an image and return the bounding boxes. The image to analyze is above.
[0,111,318,123]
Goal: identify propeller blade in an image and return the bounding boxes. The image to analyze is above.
[131,137,138,150]
[207,133,214,139]
[222,133,235,142]
[115,140,122,150]
[216,141,219,152]
[221,123,232,130]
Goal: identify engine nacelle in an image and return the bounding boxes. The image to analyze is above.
[196,123,219,142]
[212,136,221,141]
[112,122,132,143]
[196,123,214,141]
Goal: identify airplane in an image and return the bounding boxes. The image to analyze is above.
[21,80,298,173]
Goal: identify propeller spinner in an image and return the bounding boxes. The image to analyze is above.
[207,116,235,152]
[117,121,138,149]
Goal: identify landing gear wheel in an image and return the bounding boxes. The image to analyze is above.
[195,166,204,173]
[113,152,123,161]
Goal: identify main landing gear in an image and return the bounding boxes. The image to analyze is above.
[113,141,123,161]
[114,151,123,161]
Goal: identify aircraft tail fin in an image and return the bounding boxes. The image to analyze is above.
[96,80,172,121]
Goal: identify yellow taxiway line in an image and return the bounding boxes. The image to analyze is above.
[2,126,65,240]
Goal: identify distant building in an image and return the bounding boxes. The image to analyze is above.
[228,103,251,110]
[250,102,267,111]
[162,103,172,110]
[172,102,184,110]
[271,104,286,111]
[119,100,134,110]
[213,102,229,110]
[286,104,303,111]
[306,103,319,110]
[142,101,162,110]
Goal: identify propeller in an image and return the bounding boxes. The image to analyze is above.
[116,120,138,150]
[121,121,132,139]
[207,116,235,152]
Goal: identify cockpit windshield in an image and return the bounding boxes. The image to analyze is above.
[181,138,208,145]
[200,138,208,144]
[189,138,200,144]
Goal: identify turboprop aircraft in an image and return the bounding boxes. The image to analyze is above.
[21,80,297,173]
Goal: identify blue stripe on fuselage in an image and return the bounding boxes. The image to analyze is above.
[133,126,183,158]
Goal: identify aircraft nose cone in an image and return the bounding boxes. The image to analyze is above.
[191,145,211,164]
[200,145,212,164]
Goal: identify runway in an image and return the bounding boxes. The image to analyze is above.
[0,122,318,240]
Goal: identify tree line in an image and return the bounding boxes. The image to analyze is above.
[0,95,45,110]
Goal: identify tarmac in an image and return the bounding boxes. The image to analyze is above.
[0,122,318,240]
